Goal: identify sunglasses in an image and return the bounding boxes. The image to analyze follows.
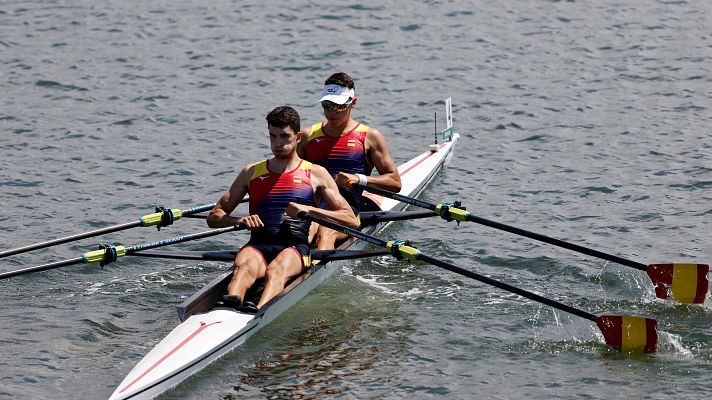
[321,100,352,112]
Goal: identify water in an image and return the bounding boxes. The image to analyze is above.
[1,0,711,398]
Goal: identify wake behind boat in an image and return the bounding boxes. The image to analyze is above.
[108,99,459,400]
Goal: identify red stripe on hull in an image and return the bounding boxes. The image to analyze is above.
[400,143,445,177]
[119,320,223,394]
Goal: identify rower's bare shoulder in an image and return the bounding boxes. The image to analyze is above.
[297,128,311,156]
[366,125,384,136]
[301,124,316,136]
[229,163,258,189]
[309,163,331,180]
[366,126,388,146]
[242,161,259,172]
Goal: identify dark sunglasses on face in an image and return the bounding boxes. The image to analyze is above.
[321,100,352,112]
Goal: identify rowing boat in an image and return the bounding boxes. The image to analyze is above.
[109,99,459,400]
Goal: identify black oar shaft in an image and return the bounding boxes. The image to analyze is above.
[0,257,85,279]
[0,225,244,280]
[301,212,597,322]
[131,248,391,262]
[415,252,596,321]
[353,184,648,272]
[124,225,242,254]
[0,203,218,258]
[464,214,649,271]
[359,210,436,226]
[357,184,437,211]
[0,222,140,258]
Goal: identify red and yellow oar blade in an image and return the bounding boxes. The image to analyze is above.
[596,315,657,353]
[646,263,709,304]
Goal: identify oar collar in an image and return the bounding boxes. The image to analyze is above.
[435,201,467,224]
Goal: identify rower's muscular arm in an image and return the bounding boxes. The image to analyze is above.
[207,164,264,230]
[286,165,359,229]
[364,128,401,192]
[332,128,401,192]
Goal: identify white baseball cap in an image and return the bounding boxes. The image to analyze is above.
[318,84,355,104]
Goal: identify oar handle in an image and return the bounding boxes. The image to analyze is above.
[299,212,388,248]
[352,183,437,211]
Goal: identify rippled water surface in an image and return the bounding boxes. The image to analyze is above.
[1,1,711,399]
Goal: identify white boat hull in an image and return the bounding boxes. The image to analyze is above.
[110,131,459,400]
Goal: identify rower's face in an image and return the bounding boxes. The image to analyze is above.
[268,125,299,158]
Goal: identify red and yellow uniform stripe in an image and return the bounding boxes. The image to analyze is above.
[248,159,314,227]
[305,121,369,177]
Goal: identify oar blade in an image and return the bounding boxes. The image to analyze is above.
[646,263,709,304]
[596,315,657,353]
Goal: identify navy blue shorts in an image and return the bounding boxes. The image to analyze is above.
[237,243,311,271]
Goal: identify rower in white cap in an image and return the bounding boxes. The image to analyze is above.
[298,72,402,250]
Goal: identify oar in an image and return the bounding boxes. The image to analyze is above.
[352,183,709,304]
[300,212,658,353]
[0,225,245,279]
[0,199,247,258]
[179,209,437,225]
[130,248,391,262]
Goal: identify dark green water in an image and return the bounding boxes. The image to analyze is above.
[1,1,710,399]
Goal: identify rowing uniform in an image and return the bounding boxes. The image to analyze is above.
[238,159,314,268]
[305,121,380,212]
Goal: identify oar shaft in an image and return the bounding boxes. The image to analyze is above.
[464,214,649,271]
[301,212,597,322]
[0,225,244,280]
[353,183,649,272]
[0,203,218,259]
[182,203,218,215]
[124,225,243,254]
[359,210,436,226]
[130,249,390,262]
[0,257,85,279]
[356,184,437,211]
[415,252,596,321]
[0,222,139,258]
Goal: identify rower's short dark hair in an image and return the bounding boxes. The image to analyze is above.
[266,106,300,134]
[324,72,355,90]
